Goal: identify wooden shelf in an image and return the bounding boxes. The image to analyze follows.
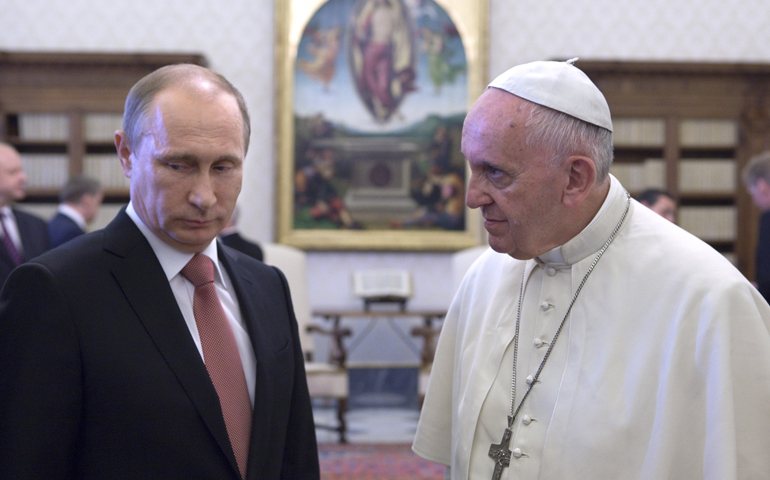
[677,193,736,203]
[678,148,736,159]
[610,148,664,162]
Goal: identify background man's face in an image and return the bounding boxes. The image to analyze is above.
[645,195,677,223]
[748,178,770,212]
[120,84,245,253]
[81,191,104,224]
[0,145,28,206]
[463,89,567,260]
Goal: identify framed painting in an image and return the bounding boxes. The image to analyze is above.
[275,0,488,250]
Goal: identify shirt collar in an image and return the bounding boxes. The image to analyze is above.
[125,202,225,284]
[536,174,631,266]
[58,204,87,229]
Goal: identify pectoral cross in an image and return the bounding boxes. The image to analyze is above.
[488,426,512,480]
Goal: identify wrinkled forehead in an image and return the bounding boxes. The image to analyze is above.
[140,86,244,138]
[474,88,535,124]
[463,90,533,145]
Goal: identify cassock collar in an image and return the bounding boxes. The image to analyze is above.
[536,174,630,266]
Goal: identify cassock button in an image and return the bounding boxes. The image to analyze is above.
[533,338,544,348]
[512,448,523,458]
[539,301,550,311]
[526,375,534,385]
[546,267,557,277]
[522,415,532,425]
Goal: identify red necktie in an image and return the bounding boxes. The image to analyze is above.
[181,254,252,479]
[0,213,22,266]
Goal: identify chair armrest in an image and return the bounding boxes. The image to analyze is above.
[410,325,442,367]
[307,323,352,368]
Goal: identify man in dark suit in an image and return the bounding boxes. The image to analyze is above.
[220,205,264,261]
[47,175,103,248]
[743,150,770,303]
[0,142,51,287]
[0,65,319,479]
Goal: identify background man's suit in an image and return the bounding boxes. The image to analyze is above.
[0,208,50,286]
[221,231,264,262]
[755,210,770,302]
[48,211,86,248]
[0,210,319,479]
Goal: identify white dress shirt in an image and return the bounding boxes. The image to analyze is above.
[126,202,257,406]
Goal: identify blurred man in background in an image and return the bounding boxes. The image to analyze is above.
[48,175,103,248]
[0,142,51,286]
[636,188,677,222]
[743,150,770,302]
[219,205,263,261]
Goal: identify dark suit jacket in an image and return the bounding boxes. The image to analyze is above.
[48,211,86,248]
[0,208,51,287]
[0,210,319,479]
[756,211,770,302]
[221,231,264,262]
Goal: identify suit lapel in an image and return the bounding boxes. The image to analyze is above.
[218,245,281,476]
[104,211,240,476]
[14,210,37,261]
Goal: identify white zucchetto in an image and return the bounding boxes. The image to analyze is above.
[488,58,613,132]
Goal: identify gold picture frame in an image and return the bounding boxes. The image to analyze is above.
[275,0,488,250]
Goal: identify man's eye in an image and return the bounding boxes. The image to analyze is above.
[487,165,502,177]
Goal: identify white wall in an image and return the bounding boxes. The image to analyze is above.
[3,0,770,316]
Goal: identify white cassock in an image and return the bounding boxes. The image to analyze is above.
[413,175,770,479]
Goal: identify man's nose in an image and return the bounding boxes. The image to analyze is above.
[465,174,488,209]
[189,173,216,209]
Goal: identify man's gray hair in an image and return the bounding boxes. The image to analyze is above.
[60,175,101,204]
[742,150,770,186]
[123,63,251,153]
[525,102,614,182]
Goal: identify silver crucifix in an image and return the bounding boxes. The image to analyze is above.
[488,426,512,480]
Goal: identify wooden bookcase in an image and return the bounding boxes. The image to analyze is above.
[577,61,770,280]
[0,51,207,201]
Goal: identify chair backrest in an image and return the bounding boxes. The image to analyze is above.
[450,245,488,296]
[262,243,314,355]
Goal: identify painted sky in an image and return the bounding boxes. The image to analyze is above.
[294,0,467,133]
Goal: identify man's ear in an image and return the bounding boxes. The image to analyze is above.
[561,155,597,208]
[115,130,133,179]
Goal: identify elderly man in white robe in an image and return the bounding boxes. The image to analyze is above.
[412,59,770,480]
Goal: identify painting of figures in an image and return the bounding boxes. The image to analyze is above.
[278,0,487,249]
